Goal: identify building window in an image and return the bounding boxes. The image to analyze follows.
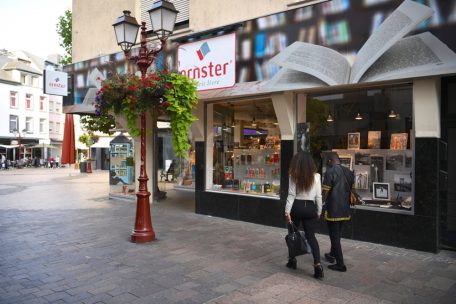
[308,85,414,213]
[26,117,33,132]
[9,115,19,133]
[32,76,39,87]
[40,96,46,111]
[10,91,18,108]
[40,119,46,133]
[26,94,33,109]
[56,122,61,134]
[49,100,54,112]
[209,99,281,196]
[55,102,61,113]
[21,74,26,85]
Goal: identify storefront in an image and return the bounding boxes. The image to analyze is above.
[63,0,456,252]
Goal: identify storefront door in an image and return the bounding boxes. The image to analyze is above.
[440,77,456,251]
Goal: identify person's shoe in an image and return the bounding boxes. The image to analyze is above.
[328,264,347,272]
[314,264,324,280]
[324,253,336,264]
[286,257,297,270]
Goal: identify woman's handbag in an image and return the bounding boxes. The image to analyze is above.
[285,222,312,257]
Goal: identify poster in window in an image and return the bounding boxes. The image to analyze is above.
[296,122,310,152]
[354,170,369,190]
[386,154,403,170]
[368,131,381,149]
[370,155,384,185]
[347,132,360,150]
[394,173,412,192]
[339,154,353,170]
[373,182,390,200]
[390,133,408,150]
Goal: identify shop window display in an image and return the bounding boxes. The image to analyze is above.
[309,86,414,212]
[211,100,281,197]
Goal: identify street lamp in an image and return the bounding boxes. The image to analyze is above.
[113,1,178,243]
[12,128,27,161]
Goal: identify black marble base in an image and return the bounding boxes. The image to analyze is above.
[195,138,441,252]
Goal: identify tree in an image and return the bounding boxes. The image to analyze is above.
[56,9,72,65]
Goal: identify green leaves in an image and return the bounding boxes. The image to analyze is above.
[164,73,198,158]
[94,71,198,158]
[56,9,72,65]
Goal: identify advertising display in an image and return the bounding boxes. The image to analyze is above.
[43,70,68,96]
[178,33,236,91]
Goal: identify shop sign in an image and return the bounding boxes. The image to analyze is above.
[43,70,68,96]
[178,33,236,91]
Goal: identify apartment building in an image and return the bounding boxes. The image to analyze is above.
[0,49,64,161]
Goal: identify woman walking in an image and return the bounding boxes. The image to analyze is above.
[285,151,323,279]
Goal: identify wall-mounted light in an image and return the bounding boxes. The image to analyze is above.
[355,112,363,120]
[388,110,397,118]
[273,121,279,126]
[326,114,334,122]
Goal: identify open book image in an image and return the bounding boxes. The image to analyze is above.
[266,0,456,89]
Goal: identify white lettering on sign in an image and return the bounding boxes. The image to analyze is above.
[178,33,236,91]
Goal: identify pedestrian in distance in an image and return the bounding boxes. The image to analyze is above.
[322,152,354,272]
[55,155,60,168]
[285,151,324,280]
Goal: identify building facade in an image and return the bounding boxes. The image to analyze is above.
[67,0,456,252]
[0,50,65,164]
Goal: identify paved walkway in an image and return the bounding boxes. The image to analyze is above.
[0,168,455,303]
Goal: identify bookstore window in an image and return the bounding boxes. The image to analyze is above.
[211,99,281,197]
[308,85,414,213]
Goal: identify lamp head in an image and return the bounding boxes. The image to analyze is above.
[148,0,179,41]
[113,10,140,52]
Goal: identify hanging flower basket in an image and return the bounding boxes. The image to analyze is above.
[95,71,198,158]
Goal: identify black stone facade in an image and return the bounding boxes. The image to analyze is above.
[195,138,441,252]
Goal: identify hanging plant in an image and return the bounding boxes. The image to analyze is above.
[94,70,198,158]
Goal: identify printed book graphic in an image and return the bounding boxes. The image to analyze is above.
[266,0,456,90]
[196,42,210,61]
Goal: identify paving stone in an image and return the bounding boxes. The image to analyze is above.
[1,169,456,304]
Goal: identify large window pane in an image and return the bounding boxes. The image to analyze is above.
[308,85,414,212]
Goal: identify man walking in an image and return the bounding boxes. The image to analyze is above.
[322,152,354,272]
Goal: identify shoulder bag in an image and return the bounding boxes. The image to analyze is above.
[285,222,312,257]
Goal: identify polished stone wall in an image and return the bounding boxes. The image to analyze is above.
[195,138,440,252]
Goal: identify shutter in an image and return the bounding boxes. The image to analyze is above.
[141,0,189,32]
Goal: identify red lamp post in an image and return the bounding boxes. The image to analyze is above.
[112,1,178,243]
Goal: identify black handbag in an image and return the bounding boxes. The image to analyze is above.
[285,222,312,257]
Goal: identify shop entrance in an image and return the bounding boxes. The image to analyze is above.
[440,77,456,251]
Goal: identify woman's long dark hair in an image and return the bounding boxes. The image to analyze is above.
[288,151,316,193]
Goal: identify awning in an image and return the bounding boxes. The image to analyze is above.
[90,137,112,148]
[0,144,19,149]
[29,144,59,149]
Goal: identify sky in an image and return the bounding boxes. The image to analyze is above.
[0,0,72,60]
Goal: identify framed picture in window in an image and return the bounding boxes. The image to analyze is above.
[339,154,353,170]
[368,131,381,149]
[373,182,390,200]
[347,132,360,150]
[390,133,408,150]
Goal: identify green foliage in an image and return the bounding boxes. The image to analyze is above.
[56,9,72,65]
[95,71,198,158]
[80,115,116,135]
[164,73,198,158]
[78,133,99,148]
[96,71,171,137]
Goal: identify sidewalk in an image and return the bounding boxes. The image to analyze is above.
[0,169,455,303]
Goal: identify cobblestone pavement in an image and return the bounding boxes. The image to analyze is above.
[0,168,455,304]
